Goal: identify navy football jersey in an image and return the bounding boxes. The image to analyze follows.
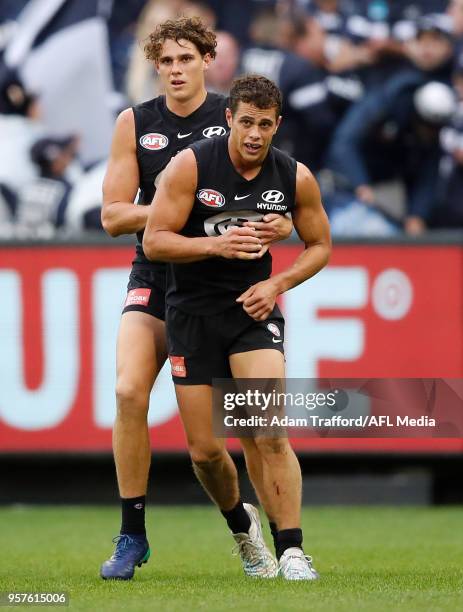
[166,134,297,315]
[132,92,229,266]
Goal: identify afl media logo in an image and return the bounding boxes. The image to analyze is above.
[140,133,168,150]
[203,126,226,138]
[197,189,225,207]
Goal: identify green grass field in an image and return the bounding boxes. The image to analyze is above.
[0,506,462,611]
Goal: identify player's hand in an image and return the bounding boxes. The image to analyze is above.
[244,213,293,244]
[214,226,265,260]
[236,279,279,320]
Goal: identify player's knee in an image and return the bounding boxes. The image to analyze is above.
[189,442,225,467]
[254,436,290,456]
[115,380,149,418]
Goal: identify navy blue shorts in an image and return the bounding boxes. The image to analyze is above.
[166,303,285,385]
[122,264,166,321]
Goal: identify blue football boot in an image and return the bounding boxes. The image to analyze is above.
[100,534,150,580]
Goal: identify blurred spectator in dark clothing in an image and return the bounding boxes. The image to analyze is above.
[301,0,351,63]
[327,18,456,235]
[292,11,365,124]
[241,8,337,169]
[13,136,78,238]
[330,2,448,87]
[104,0,147,93]
[30,136,79,183]
[404,13,455,70]
[205,0,276,47]
[205,31,240,95]
[434,57,463,227]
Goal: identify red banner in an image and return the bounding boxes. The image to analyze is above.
[0,243,462,453]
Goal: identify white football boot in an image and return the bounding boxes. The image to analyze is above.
[278,547,319,581]
[232,503,278,578]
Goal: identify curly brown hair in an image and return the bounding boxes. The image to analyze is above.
[229,75,282,117]
[144,16,217,62]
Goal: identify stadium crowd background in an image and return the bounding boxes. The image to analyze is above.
[1,0,463,239]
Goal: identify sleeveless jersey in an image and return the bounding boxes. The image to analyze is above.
[132,92,229,267]
[166,134,297,315]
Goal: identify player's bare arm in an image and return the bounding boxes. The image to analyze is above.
[237,162,331,320]
[143,149,265,262]
[101,109,148,237]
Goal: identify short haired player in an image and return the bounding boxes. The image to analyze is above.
[143,75,331,580]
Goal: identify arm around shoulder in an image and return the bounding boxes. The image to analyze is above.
[143,149,216,262]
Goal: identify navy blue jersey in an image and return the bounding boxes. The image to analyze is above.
[166,134,297,315]
[132,92,229,265]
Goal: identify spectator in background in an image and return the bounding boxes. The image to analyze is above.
[327,16,456,235]
[329,1,448,87]
[0,70,43,197]
[205,0,277,47]
[13,136,78,238]
[105,0,148,94]
[241,7,336,170]
[205,31,240,94]
[302,0,352,64]
[435,57,463,227]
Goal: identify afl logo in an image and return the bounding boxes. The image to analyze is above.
[203,126,226,138]
[140,133,168,150]
[197,189,225,207]
[262,190,284,204]
[267,323,281,337]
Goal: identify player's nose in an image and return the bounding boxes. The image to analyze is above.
[171,61,182,74]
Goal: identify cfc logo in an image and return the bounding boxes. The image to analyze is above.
[262,190,285,204]
[204,210,262,235]
[197,189,225,207]
[267,323,281,337]
[203,126,226,138]
[140,133,168,150]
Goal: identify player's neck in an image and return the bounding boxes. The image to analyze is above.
[165,88,208,117]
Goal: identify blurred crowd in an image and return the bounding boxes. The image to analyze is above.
[2,0,463,238]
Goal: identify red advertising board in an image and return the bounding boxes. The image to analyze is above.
[0,243,462,453]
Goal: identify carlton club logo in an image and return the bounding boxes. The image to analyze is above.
[203,126,226,138]
[139,133,168,150]
[197,189,226,207]
[267,323,281,337]
[261,190,285,204]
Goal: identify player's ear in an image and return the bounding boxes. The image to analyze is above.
[274,115,282,133]
[154,60,160,75]
[203,53,212,71]
[226,108,233,128]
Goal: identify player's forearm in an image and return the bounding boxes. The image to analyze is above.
[143,230,215,263]
[271,242,331,294]
[101,202,149,237]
